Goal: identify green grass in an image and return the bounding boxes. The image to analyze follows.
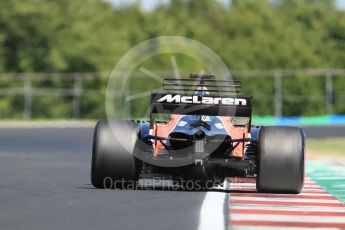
[307,138,345,156]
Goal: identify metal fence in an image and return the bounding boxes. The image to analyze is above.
[0,69,344,119]
[231,69,343,117]
[0,73,104,119]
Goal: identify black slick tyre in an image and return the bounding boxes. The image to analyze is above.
[91,120,139,189]
[256,126,305,194]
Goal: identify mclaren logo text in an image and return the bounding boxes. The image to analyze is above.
[157,94,247,106]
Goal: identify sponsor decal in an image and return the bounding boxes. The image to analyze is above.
[215,123,224,129]
[201,116,211,122]
[156,94,247,106]
[177,120,188,127]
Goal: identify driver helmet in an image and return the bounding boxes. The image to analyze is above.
[194,86,209,96]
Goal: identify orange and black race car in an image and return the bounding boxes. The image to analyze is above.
[91,74,305,193]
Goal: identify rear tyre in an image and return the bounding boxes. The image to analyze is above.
[91,120,139,189]
[256,126,305,194]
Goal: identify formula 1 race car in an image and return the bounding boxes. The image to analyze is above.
[91,74,305,193]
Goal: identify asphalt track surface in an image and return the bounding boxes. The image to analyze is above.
[0,125,344,230]
[0,126,209,230]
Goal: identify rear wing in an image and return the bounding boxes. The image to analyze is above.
[151,93,252,116]
[149,74,253,129]
[150,93,252,128]
[163,76,242,94]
